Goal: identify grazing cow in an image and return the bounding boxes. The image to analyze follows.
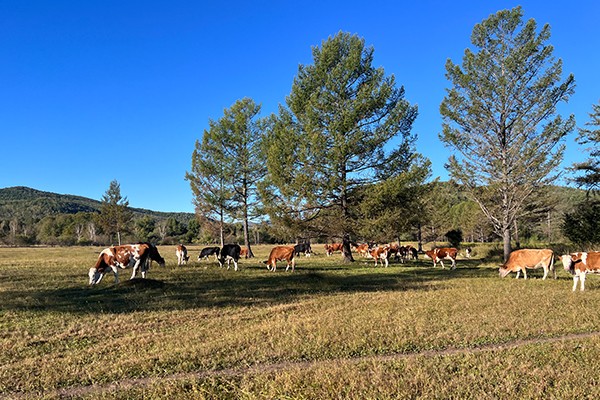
[89,243,166,285]
[561,252,600,291]
[294,243,312,257]
[369,246,390,267]
[198,246,220,261]
[352,243,370,257]
[324,242,343,256]
[407,245,418,260]
[218,244,241,271]
[499,249,555,280]
[176,244,190,266]
[263,245,296,271]
[465,247,472,258]
[240,247,249,259]
[424,247,458,269]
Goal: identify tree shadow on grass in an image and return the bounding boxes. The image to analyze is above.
[1,263,498,315]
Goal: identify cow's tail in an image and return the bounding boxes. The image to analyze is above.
[550,252,556,279]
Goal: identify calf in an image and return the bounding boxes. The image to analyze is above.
[198,246,220,261]
[294,243,312,257]
[263,245,296,271]
[424,247,458,269]
[176,244,190,266]
[324,243,343,256]
[561,252,600,291]
[499,249,555,279]
[240,247,249,259]
[218,244,241,271]
[369,246,390,267]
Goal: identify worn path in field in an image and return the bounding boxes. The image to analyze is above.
[4,331,600,399]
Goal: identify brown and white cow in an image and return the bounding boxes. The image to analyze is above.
[499,249,555,280]
[561,252,600,291]
[176,244,190,266]
[263,245,296,272]
[352,243,370,257]
[424,247,458,269]
[369,246,390,267]
[324,243,343,256]
[89,243,166,285]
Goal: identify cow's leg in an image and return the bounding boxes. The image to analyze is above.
[515,269,521,279]
[130,259,142,279]
[542,265,549,280]
[439,259,445,269]
[580,273,586,291]
[450,257,456,270]
[523,268,528,280]
[384,257,389,268]
[572,275,579,292]
[233,259,238,271]
[111,266,119,284]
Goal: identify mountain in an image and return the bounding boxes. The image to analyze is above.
[0,186,195,222]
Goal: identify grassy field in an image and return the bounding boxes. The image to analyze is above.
[2,244,600,399]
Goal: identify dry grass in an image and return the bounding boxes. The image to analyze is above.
[1,244,600,399]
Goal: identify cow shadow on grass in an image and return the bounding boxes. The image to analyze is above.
[0,262,509,315]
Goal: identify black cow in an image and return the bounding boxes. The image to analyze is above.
[218,244,241,271]
[198,246,220,261]
[294,243,312,257]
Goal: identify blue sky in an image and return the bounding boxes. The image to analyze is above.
[1,1,598,213]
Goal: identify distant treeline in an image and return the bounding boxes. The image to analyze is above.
[0,184,586,247]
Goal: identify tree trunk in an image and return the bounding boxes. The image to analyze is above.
[513,219,520,249]
[417,223,423,252]
[503,226,512,262]
[219,211,224,247]
[340,169,354,263]
[243,218,253,258]
[242,186,254,258]
[342,233,354,262]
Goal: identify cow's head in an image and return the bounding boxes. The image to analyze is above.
[498,266,511,278]
[88,267,101,285]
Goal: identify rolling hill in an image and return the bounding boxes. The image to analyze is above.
[0,186,195,222]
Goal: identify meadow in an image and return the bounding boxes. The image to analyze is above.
[2,244,600,399]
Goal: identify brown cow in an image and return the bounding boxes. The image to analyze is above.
[561,252,600,291]
[176,244,189,266]
[89,243,165,285]
[351,243,370,257]
[369,246,390,267]
[240,247,249,259]
[424,247,458,269]
[263,245,296,271]
[499,249,555,280]
[324,243,343,256]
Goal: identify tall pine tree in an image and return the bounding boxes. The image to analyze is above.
[440,7,575,261]
[261,32,418,262]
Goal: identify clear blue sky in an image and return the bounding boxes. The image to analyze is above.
[1,1,598,213]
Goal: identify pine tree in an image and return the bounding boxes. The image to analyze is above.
[440,7,575,261]
[261,32,418,262]
[186,98,266,254]
[97,180,132,245]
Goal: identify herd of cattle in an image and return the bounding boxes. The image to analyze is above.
[88,241,600,292]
